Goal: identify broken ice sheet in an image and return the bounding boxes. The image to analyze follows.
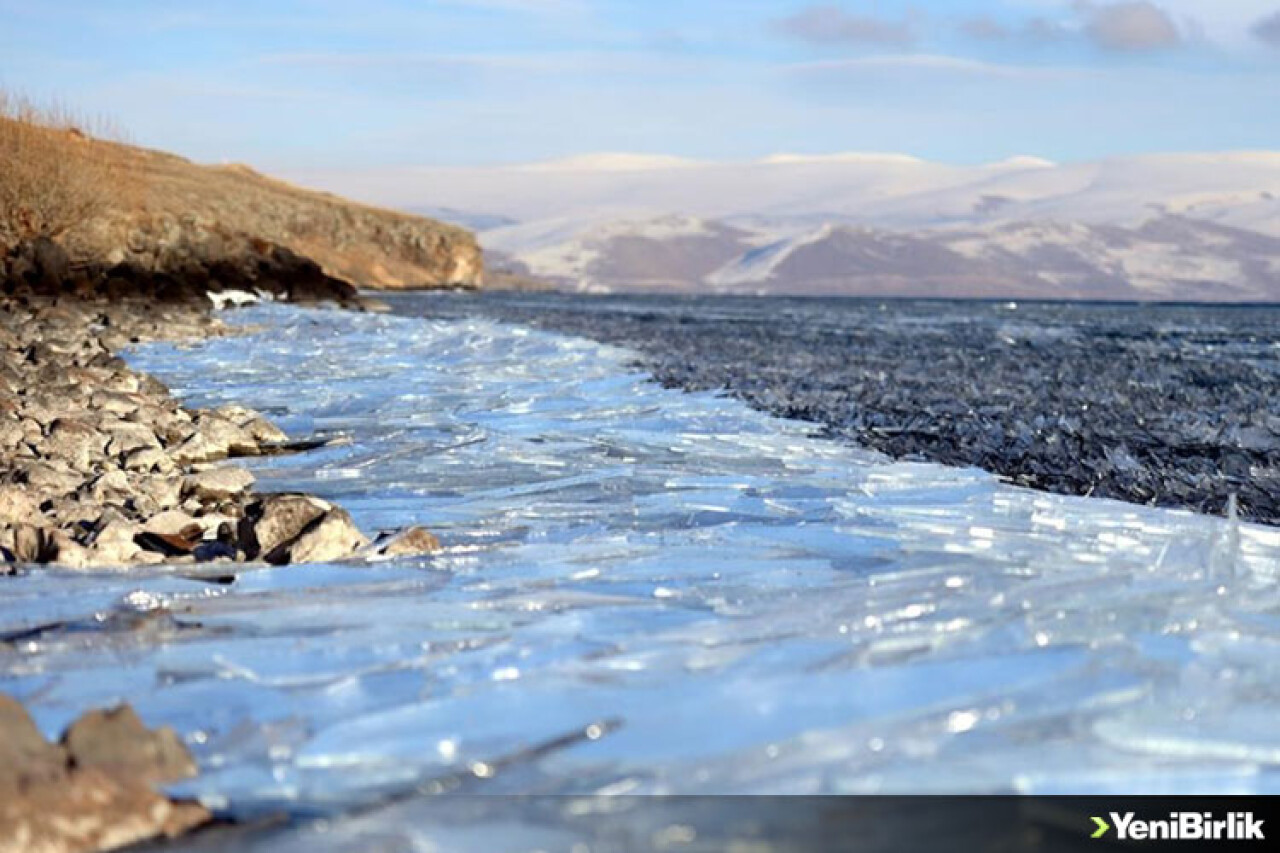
[6,302,1280,837]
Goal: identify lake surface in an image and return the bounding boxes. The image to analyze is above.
[3,302,1280,846]
[402,291,1280,524]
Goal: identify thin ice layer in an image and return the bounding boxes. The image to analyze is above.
[3,305,1279,824]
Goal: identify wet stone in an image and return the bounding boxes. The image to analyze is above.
[0,291,439,573]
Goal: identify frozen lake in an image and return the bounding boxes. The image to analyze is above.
[4,303,1280,842]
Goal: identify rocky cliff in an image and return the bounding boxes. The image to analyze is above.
[61,135,483,290]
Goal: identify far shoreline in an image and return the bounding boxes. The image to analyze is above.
[377,287,1280,309]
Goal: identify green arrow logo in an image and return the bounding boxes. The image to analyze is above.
[1091,816,1111,839]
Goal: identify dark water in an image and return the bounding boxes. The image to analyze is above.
[386,292,1280,524]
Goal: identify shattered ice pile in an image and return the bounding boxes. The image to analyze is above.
[4,304,1280,831]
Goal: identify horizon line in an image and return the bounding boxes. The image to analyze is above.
[262,148,1280,175]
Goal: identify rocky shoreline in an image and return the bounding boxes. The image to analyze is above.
[2,100,477,850]
[2,241,443,850]
[2,240,440,572]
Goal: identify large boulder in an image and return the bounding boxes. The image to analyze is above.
[170,413,259,464]
[271,506,369,564]
[0,696,211,853]
[60,705,197,786]
[234,493,370,565]
[237,493,329,559]
[84,517,144,567]
[0,695,65,790]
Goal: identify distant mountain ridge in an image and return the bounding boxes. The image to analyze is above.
[479,212,1280,301]
[292,150,1280,300]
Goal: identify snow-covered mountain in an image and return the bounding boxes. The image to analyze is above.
[290,151,1280,299]
[706,217,1280,300]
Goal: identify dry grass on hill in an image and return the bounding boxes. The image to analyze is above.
[92,145,484,288]
[0,91,136,251]
[1,90,482,289]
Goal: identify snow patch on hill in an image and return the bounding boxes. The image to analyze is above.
[291,149,1280,299]
[707,224,839,288]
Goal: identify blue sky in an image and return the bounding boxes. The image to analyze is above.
[2,1,1279,169]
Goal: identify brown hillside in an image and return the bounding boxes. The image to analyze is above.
[1,101,482,290]
[78,139,483,289]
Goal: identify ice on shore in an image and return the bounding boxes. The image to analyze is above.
[3,304,1280,831]
[206,289,264,310]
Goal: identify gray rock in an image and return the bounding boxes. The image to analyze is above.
[1,295,371,571]
[168,431,223,466]
[142,509,202,538]
[43,529,91,569]
[84,469,133,504]
[37,498,101,528]
[0,487,39,524]
[182,466,255,504]
[22,396,77,427]
[98,370,140,394]
[90,391,144,417]
[42,418,107,473]
[0,420,25,452]
[365,526,442,560]
[134,475,182,511]
[103,420,162,457]
[0,694,66,790]
[0,695,212,851]
[216,404,288,445]
[238,494,331,559]
[60,704,197,785]
[123,446,174,474]
[14,460,84,498]
[268,507,369,565]
[142,405,193,445]
[170,413,259,464]
[85,518,143,567]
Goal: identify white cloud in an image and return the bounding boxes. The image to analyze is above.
[1013,0,1277,48]
[1078,1,1183,52]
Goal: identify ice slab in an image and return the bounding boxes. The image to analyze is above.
[4,304,1280,835]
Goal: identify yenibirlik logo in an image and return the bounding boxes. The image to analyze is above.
[1091,812,1265,841]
